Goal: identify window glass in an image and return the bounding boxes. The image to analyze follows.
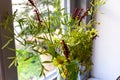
[12,0,56,80]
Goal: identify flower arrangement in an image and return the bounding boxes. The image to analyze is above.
[3,0,105,80]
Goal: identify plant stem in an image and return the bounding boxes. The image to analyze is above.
[46,0,53,43]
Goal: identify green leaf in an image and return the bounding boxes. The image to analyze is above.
[7,47,15,51]
[42,61,52,63]
[1,38,13,49]
[8,57,15,59]
[24,55,34,61]
[8,57,17,68]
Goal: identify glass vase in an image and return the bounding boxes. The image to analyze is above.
[57,70,81,80]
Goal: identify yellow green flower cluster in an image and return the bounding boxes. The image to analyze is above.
[87,28,98,39]
[53,55,68,68]
[53,55,69,78]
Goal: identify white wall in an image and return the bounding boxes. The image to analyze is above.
[92,0,120,80]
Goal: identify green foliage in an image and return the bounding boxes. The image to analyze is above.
[2,0,105,80]
[16,49,42,80]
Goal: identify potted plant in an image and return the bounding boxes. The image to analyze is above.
[2,0,105,80]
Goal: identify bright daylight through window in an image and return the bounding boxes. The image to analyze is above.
[12,0,58,80]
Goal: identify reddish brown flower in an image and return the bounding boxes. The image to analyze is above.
[72,8,83,19]
[77,8,84,19]
[28,0,36,7]
[79,8,89,22]
[34,9,41,23]
[61,40,69,59]
[72,8,79,19]
[72,8,90,26]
